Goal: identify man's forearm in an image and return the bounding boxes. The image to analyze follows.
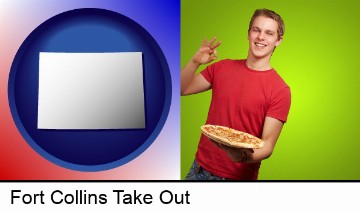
[180,60,201,94]
[245,145,274,163]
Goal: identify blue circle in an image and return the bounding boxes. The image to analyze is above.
[8,8,172,171]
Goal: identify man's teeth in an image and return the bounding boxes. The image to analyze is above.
[255,43,266,47]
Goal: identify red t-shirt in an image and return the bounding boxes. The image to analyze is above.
[196,59,291,180]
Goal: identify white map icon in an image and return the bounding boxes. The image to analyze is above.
[37,52,146,129]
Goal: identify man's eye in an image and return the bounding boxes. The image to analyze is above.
[266,32,274,36]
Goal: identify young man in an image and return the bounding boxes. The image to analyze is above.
[181,9,291,180]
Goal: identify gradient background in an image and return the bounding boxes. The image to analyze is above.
[181,0,360,180]
[0,0,180,180]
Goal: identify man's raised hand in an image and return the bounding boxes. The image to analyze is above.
[192,37,222,65]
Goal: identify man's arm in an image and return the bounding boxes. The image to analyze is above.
[218,116,284,163]
[249,116,284,162]
[181,37,221,95]
[181,62,211,96]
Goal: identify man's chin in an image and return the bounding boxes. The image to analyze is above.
[250,50,272,60]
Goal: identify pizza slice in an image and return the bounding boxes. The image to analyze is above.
[200,124,264,149]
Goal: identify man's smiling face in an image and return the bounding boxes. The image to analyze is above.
[248,16,282,60]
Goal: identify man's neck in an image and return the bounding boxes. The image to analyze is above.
[246,55,272,71]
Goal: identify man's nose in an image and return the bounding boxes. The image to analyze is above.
[258,32,265,40]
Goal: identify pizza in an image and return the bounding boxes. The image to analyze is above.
[200,124,264,149]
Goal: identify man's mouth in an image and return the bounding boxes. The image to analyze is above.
[255,42,266,47]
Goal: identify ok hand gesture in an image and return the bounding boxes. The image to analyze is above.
[192,37,222,65]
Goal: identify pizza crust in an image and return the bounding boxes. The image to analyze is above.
[200,124,264,149]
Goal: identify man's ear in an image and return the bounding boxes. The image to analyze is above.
[275,36,283,46]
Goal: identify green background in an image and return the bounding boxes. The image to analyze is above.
[181,0,360,180]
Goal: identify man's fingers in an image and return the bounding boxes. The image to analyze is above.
[209,56,217,61]
[213,49,218,57]
[208,37,217,45]
[208,37,221,49]
[197,38,221,64]
[201,37,221,51]
[199,46,211,53]
[211,41,222,49]
[202,38,207,46]
[200,48,217,55]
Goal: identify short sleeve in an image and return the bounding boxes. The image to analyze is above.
[266,86,291,123]
[200,61,220,84]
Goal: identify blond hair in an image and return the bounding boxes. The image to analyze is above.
[248,8,284,39]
